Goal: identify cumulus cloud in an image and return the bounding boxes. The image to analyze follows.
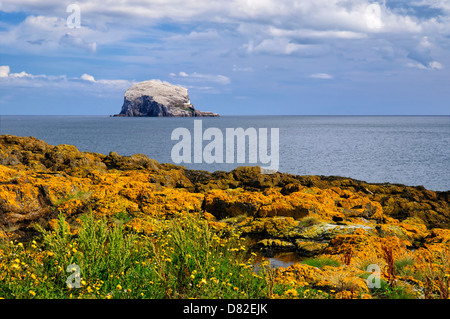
[1,1,447,32]
[81,73,96,82]
[0,0,448,80]
[0,65,34,78]
[0,65,10,77]
[0,13,119,55]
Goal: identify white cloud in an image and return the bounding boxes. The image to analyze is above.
[9,71,33,78]
[246,38,317,55]
[408,60,444,70]
[0,0,448,76]
[403,35,444,69]
[0,65,133,90]
[309,73,334,79]
[0,0,446,33]
[170,71,231,84]
[81,73,96,82]
[232,65,253,72]
[0,65,10,77]
[169,29,220,42]
[0,13,119,55]
[0,65,34,78]
[268,27,368,40]
[428,61,443,69]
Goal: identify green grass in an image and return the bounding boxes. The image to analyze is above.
[395,257,416,276]
[0,212,270,299]
[52,190,92,206]
[298,216,321,228]
[300,257,340,268]
[359,273,416,299]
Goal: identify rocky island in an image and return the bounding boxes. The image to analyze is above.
[0,135,449,299]
[114,80,219,117]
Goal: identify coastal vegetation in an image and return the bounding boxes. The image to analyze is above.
[0,135,449,299]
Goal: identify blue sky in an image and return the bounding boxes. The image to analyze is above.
[0,0,449,115]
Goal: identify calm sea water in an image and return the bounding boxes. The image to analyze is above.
[0,115,449,191]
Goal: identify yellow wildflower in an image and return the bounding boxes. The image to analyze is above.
[284,289,298,297]
[116,284,122,290]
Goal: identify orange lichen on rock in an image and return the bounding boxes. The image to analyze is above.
[0,135,449,299]
[274,263,323,287]
[203,184,385,224]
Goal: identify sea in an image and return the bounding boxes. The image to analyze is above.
[0,115,449,191]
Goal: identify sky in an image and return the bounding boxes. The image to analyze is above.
[0,0,449,115]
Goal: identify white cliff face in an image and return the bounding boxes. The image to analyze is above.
[117,80,218,117]
[124,80,189,108]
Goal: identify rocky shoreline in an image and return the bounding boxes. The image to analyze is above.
[1,134,449,298]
